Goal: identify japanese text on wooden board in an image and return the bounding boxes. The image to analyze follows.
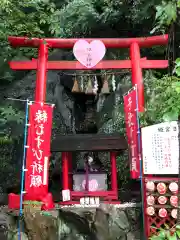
[142,121,179,175]
[86,47,92,68]
[25,103,53,199]
[124,87,140,179]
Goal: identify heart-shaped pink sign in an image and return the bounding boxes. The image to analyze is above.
[73,40,106,68]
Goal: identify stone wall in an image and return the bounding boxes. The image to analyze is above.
[1,203,141,240]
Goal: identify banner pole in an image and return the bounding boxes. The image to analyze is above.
[123,85,136,96]
[135,85,146,239]
[18,99,29,240]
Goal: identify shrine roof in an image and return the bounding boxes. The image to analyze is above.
[51,133,127,152]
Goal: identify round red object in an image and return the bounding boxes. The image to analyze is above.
[157,183,167,194]
[170,196,178,207]
[169,182,178,194]
[159,208,167,218]
[146,181,155,192]
[158,196,167,205]
[147,196,155,205]
[147,206,155,216]
[171,209,177,219]
[82,179,99,191]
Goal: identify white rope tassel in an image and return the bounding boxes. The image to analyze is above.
[80,76,84,92]
[93,75,98,94]
[112,75,116,91]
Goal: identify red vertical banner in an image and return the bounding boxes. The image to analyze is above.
[25,103,53,200]
[123,87,140,179]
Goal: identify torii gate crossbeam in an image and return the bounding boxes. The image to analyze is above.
[8,35,168,112]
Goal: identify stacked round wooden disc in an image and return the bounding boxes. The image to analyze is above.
[146,180,178,219]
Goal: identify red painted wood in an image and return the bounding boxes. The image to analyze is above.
[111,152,118,193]
[62,152,69,190]
[35,41,48,102]
[144,177,177,237]
[8,35,168,48]
[9,59,168,70]
[68,152,73,190]
[71,191,117,199]
[145,176,179,181]
[130,42,144,112]
[140,60,168,68]
[143,177,148,238]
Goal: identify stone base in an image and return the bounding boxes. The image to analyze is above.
[2,203,142,240]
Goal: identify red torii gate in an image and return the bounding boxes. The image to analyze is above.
[8,35,168,207]
[8,35,168,112]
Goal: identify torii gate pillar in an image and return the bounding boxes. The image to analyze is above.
[35,40,48,102]
[130,42,144,112]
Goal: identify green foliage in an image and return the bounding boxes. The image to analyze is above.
[116,151,130,188]
[49,0,101,37]
[149,225,180,240]
[151,1,178,33]
[0,0,59,81]
[0,106,24,124]
[48,0,166,38]
[0,138,19,190]
[0,136,12,144]
[0,105,24,137]
[140,73,180,125]
[151,0,180,78]
[0,0,63,138]
[174,58,180,77]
